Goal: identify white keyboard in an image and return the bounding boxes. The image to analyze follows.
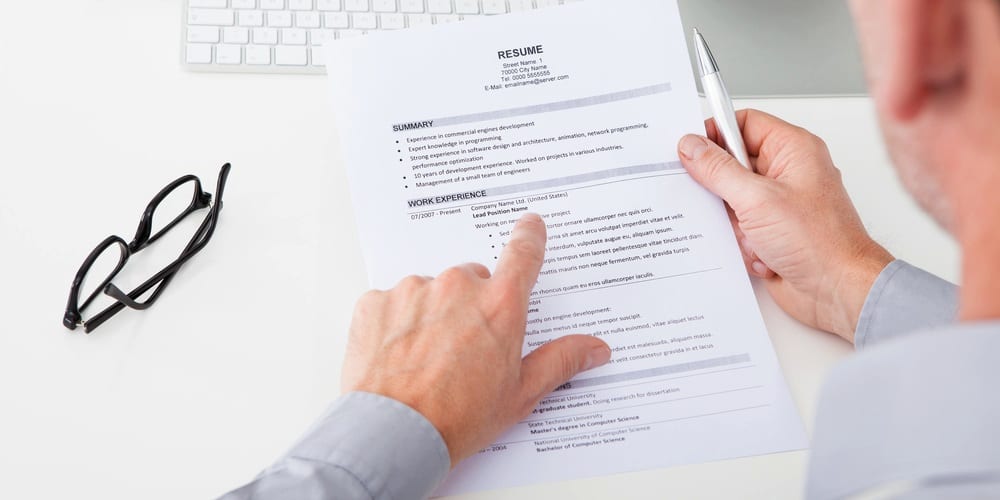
[183,0,580,74]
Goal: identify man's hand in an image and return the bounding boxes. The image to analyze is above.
[340,213,612,467]
[678,109,893,343]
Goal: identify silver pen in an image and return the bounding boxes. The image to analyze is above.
[692,28,754,173]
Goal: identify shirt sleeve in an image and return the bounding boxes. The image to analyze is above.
[219,392,451,500]
[854,259,959,349]
[806,322,1000,499]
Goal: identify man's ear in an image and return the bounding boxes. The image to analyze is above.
[878,0,964,121]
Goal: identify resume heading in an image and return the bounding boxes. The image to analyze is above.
[498,45,544,59]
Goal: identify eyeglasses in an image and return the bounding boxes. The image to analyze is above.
[63,164,231,333]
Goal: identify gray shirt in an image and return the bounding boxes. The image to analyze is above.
[222,260,1000,499]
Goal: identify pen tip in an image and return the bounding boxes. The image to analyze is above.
[692,28,718,76]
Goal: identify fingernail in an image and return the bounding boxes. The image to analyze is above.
[585,344,612,370]
[521,212,542,223]
[751,261,768,275]
[679,135,710,160]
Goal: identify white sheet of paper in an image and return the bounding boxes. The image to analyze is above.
[326,0,806,495]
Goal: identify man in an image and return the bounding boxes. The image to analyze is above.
[223,0,1000,498]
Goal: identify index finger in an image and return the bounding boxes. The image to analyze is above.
[492,213,547,301]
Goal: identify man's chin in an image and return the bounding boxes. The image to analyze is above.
[882,124,956,234]
[897,162,955,234]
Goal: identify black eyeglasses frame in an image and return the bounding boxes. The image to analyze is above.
[63,163,231,333]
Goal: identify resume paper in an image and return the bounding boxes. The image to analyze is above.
[326,0,806,495]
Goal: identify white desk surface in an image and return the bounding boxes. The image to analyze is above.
[0,2,960,499]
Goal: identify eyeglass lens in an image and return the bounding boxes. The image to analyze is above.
[144,177,207,246]
[77,238,128,312]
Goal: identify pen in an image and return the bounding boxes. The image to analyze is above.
[692,28,755,173]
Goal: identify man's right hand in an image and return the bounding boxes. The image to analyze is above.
[678,109,893,343]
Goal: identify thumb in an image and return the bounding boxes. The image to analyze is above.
[678,134,763,207]
[519,335,611,403]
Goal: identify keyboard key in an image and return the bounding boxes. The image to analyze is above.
[338,29,364,38]
[309,29,336,45]
[288,0,313,9]
[536,0,559,6]
[483,0,507,14]
[260,0,284,9]
[317,0,342,10]
[253,27,279,43]
[509,0,533,11]
[189,8,235,26]
[372,0,396,12]
[345,0,369,11]
[223,26,250,43]
[190,0,228,7]
[296,11,321,27]
[380,13,405,28]
[352,12,377,29]
[216,44,242,64]
[267,11,293,26]
[428,0,451,13]
[232,0,257,8]
[407,13,432,26]
[275,45,308,65]
[282,28,307,44]
[186,43,213,63]
[237,10,265,26]
[311,47,327,66]
[435,14,460,23]
[187,26,220,43]
[246,45,271,64]
[400,0,423,13]
[455,0,478,14]
[324,12,350,27]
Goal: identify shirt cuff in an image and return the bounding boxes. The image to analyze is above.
[854,260,959,349]
[282,392,451,500]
